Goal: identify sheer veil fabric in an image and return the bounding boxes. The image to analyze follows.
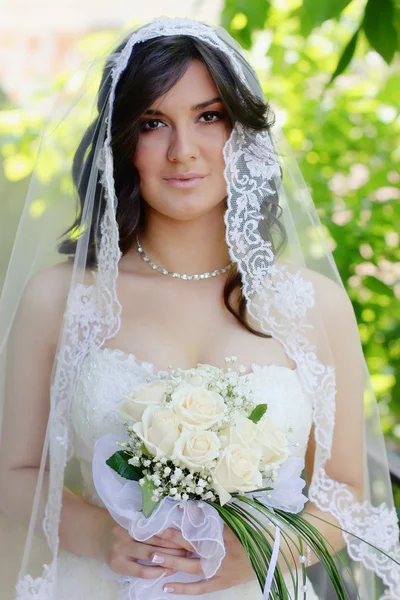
[0,16,399,600]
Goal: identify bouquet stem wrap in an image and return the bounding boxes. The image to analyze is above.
[93,434,287,600]
[93,434,226,599]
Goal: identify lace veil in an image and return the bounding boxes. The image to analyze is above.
[0,16,399,600]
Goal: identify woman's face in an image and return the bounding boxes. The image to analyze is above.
[132,59,232,221]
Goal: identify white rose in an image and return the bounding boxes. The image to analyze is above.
[132,406,181,458]
[119,380,167,422]
[221,415,259,450]
[171,384,225,430]
[255,417,289,469]
[184,373,204,387]
[174,430,221,471]
[212,444,262,506]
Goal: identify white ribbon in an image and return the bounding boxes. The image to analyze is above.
[263,525,281,599]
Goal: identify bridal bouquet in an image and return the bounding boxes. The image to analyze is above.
[92,360,356,599]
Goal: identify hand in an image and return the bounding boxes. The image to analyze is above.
[152,526,256,595]
[105,523,190,579]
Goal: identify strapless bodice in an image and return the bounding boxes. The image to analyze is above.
[59,346,318,600]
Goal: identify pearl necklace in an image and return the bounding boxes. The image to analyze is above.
[136,236,234,281]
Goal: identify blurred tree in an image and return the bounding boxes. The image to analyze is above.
[222,0,399,82]
[221,0,400,512]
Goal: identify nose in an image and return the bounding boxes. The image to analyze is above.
[167,124,200,163]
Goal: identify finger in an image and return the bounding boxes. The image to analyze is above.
[162,576,225,595]
[150,551,203,576]
[146,535,187,551]
[109,557,175,579]
[157,528,196,552]
[128,541,187,562]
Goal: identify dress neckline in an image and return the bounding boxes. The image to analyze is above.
[92,345,299,378]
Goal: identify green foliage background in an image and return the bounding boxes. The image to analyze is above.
[221,0,400,446]
[0,0,399,499]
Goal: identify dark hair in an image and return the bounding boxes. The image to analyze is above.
[59,33,287,337]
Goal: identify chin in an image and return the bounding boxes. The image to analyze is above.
[164,204,223,222]
[146,191,226,221]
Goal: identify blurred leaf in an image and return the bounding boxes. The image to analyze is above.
[362,276,395,297]
[363,0,398,63]
[328,28,360,85]
[221,0,271,48]
[300,0,353,36]
[370,374,396,394]
[4,154,34,181]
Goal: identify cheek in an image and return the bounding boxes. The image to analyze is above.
[132,138,163,181]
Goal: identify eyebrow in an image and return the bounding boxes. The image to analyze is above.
[143,96,223,116]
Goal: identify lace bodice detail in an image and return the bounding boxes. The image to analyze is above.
[70,346,314,506]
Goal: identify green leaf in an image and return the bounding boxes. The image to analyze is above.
[248,403,268,424]
[363,0,398,63]
[221,0,271,49]
[300,0,353,36]
[106,451,143,481]
[328,28,360,85]
[141,479,159,517]
[362,275,394,297]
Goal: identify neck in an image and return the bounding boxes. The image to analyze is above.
[138,204,231,275]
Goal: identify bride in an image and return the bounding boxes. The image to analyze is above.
[0,16,399,600]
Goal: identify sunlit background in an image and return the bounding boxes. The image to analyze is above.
[1,0,399,510]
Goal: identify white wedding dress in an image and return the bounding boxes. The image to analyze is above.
[57,345,319,599]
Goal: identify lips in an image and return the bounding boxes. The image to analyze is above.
[165,173,206,180]
[165,175,207,189]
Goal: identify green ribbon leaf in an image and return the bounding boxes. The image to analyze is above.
[141,479,159,517]
[248,403,268,424]
[106,451,143,481]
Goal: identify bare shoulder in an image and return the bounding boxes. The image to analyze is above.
[16,261,94,349]
[302,267,359,342]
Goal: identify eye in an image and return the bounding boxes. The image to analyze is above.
[140,119,165,132]
[199,111,225,124]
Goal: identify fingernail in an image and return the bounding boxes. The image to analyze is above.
[151,554,165,564]
[163,585,174,593]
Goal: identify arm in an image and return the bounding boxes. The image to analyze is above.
[270,270,365,571]
[0,265,184,578]
[0,264,111,558]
